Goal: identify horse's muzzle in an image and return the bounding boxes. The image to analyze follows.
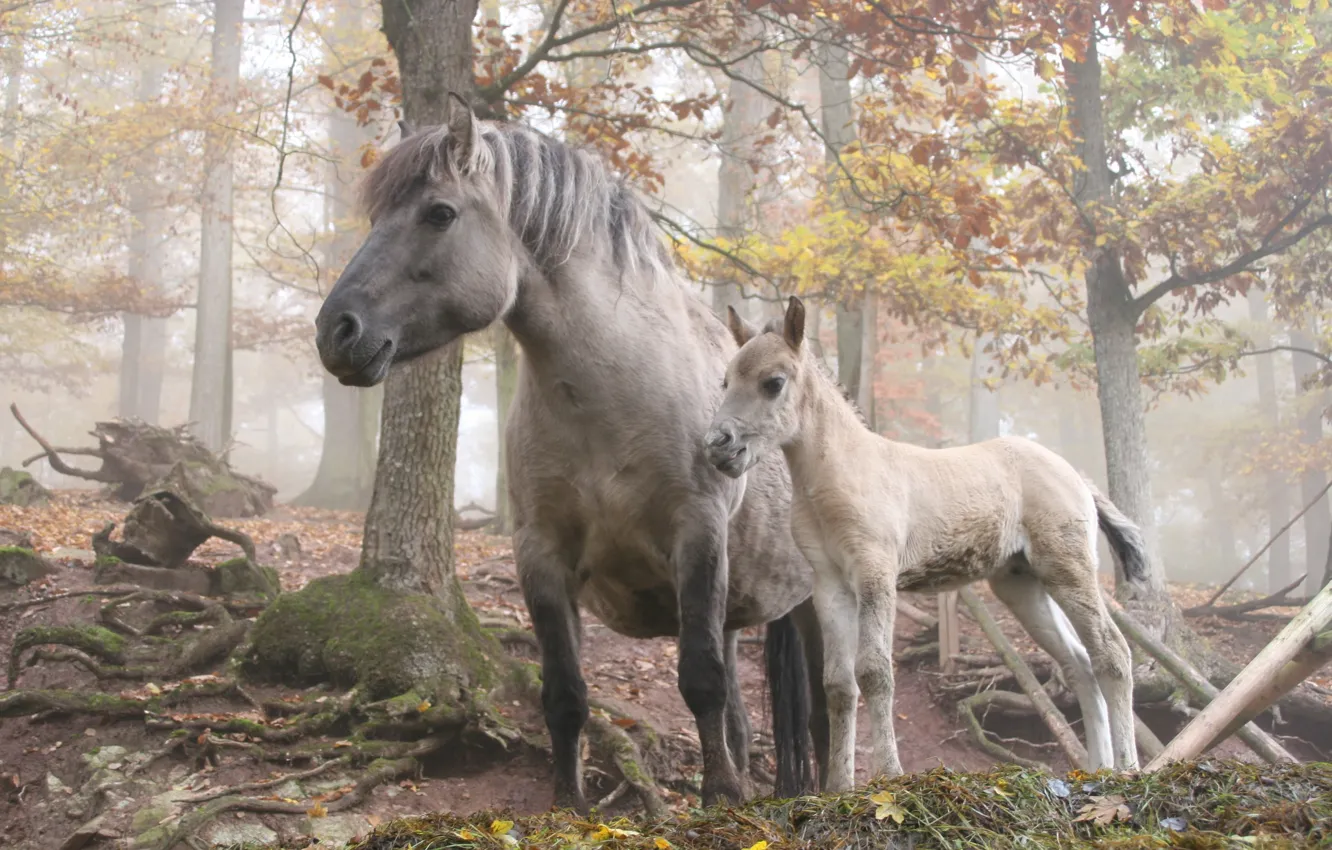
[315,306,397,387]
[705,423,751,478]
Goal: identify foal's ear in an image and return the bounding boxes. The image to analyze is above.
[726,305,760,348]
[446,91,480,166]
[398,118,416,140]
[782,296,806,350]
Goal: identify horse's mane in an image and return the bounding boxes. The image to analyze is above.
[756,317,870,428]
[360,120,672,280]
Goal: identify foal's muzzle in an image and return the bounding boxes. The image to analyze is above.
[705,422,752,478]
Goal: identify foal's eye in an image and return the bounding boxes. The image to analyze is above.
[762,375,786,397]
[423,202,457,228]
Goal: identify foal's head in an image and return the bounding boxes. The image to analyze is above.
[705,296,810,478]
[314,94,518,387]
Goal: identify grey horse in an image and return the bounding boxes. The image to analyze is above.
[313,94,829,809]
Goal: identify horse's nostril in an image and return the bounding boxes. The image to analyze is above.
[709,428,734,449]
[332,312,362,348]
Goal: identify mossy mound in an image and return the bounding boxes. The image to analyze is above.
[0,546,60,586]
[213,557,280,598]
[0,466,50,506]
[327,761,1331,850]
[241,571,498,702]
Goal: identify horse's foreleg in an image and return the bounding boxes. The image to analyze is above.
[724,630,752,777]
[989,569,1112,770]
[812,569,860,792]
[856,565,903,780]
[516,532,589,811]
[675,521,747,805]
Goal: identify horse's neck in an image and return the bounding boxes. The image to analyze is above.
[783,371,891,487]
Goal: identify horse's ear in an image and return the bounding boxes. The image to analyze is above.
[446,91,479,165]
[398,118,416,140]
[782,296,806,350]
[726,305,759,348]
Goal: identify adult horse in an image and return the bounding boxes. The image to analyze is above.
[313,95,827,809]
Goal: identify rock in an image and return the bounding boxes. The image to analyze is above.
[130,800,174,834]
[81,746,128,773]
[305,813,371,847]
[58,814,118,850]
[0,547,60,586]
[91,559,213,594]
[50,547,97,566]
[0,466,50,506]
[0,527,35,548]
[269,779,305,801]
[46,773,70,795]
[205,821,280,847]
[273,531,302,560]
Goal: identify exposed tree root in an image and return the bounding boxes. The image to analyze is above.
[957,690,1048,770]
[0,676,241,718]
[586,708,670,819]
[7,624,128,687]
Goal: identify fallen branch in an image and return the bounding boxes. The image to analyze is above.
[1186,574,1306,619]
[957,690,1048,770]
[0,587,138,614]
[1101,593,1296,765]
[1204,480,1332,608]
[959,588,1088,770]
[10,403,121,485]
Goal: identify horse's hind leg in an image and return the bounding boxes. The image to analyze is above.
[516,530,590,811]
[988,566,1113,770]
[724,630,752,777]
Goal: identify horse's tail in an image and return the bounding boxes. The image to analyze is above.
[764,611,813,797]
[1089,483,1150,585]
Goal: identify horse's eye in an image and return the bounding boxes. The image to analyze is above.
[424,202,457,228]
[722,378,728,390]
[762,375,786,397]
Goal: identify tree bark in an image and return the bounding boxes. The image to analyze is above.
[370,0,480,601]
[1246,290,1291,592]
[817,39,863,402]
[1064,34,1170,611]
[711,17,767,320]
[119,8,168,425]
[1290,326,1330,597]
[969,335,1001,443]
[189,0,243,452]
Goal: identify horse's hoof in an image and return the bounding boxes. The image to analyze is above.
[700,779,747,808]
[552,790,589,815]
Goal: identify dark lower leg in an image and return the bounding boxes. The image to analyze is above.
[724,630,752,777]
[793,596,831,790]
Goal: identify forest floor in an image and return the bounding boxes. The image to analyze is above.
[1,491,1330,849]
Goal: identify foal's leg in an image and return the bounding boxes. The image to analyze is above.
[516,530,589,811]
[724,629,752,777]
[1038,554,1138,771]
[791,596,831,790]
[988,568,1112,770]
[674,517,747,805]
[856,559,903,780]
[812,568,860,792]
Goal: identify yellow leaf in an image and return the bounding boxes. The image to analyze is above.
[591,825,612,841]
[458,830,477,841]
[1094,234,1109,247]
[655,839,671,850]
[491,819,514,835]
[306,801,327,818]
[417,700,432,713]
[1159,16,1174,37]
[871,791,906,823]
[744,842,769,850]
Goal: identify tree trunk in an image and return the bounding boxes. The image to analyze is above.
[969,335,1001,443]
[711,18,767,320]
[857,292,877,430]
[188,0,243,452]
[1064,35,1170,610]
[1247,290,1291,592]
[294,0,384,510]
[1290,326,1330,597]
[119,9,168,425]
[817,39,863,401]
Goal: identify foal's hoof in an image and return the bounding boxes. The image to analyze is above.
[700,777,748,808]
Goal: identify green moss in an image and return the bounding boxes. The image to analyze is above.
[212,557,280,598]
[0,546,57,586]
[0,466,50,506]
[94,555,123,568]
[12,624,127,662]
[242,572,499,703]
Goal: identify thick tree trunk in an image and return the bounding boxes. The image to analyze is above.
[817,39,863,401]
[295,2,383,510]
[1065,34,1176,643]
[857,292,878,430]
[189,0,243,452]
[1247,290,1291,592]
[1290,326,1330,597]
[711,18,767,320]
[969,335,1001,443]
[119,10,168,425]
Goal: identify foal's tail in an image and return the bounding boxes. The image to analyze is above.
[764,612,814,798]
[1089,484,1150,584]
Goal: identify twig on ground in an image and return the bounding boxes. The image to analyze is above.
[957,690,1048,770]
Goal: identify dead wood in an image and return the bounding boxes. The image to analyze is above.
[11,403,275,517]
[1186,574,1307,619]
[1102,593,1297,765]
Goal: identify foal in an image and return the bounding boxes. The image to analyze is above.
[705,296,1146,790]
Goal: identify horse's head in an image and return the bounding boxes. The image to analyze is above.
[706,296,810,478]
[315,94,517,387]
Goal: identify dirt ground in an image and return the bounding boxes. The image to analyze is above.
[1,492,1329,849]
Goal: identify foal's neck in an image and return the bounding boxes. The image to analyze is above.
[781,357,882,484]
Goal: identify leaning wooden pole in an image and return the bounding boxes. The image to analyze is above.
[1142,581,1332,771]
[959,588,1088,769]
[1101,591,1295,765]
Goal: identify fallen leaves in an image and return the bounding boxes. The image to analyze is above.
[1074,794,1132,826]
[870,790,907,824]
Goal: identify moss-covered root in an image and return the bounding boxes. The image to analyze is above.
[242,571,499,703]
[0,677,242,719]
[586,710,670,819]
[154,740,441,850]
[7,625,127,688]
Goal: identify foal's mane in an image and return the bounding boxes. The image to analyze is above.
[360,120,673,280]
